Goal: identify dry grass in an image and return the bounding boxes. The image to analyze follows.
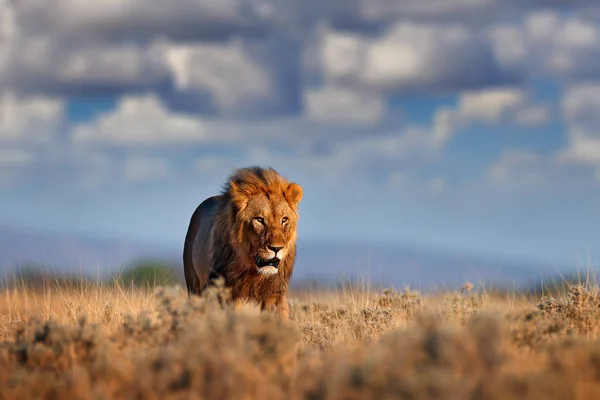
[2,277,600,399]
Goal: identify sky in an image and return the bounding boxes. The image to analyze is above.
[1,0,600,266]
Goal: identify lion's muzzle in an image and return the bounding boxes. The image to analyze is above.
[255,255,280,276]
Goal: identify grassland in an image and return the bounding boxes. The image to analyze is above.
[2,275,600,399]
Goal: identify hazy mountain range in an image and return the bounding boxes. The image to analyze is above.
[0,225,581,292]
[0,226,175,279]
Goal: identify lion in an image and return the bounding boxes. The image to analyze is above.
[183,166,303,320]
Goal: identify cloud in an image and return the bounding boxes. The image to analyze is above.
[527,12,600,80]
[2,1,600,104]
[0,1,16,74]
[124,155,171,182]
[303,84,386,125]
[71,94,212,147]
[556,84,600,167]
[2,1,169,94]
[315,21,516,94]
[13,0,273,42]
[513,105,550,126]
[487,149,546,186]
[489,11,600,81]
[70,94,323,155]
[1,36,168,95]
[194,125,439,189]
[1,0,299,116]
[485,146,597,193]
[5,0,600,196]
[433,87,550,144]
[0,0,296,117]
[163,38,299,116]
[275,0,595,31]
[0,92,65,143]
[4,0,599,125]
[561,84,600,126]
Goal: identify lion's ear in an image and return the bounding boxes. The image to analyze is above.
[285,182,303,208]
[229,180,251,211]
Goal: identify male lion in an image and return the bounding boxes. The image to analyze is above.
[183,166,303,320]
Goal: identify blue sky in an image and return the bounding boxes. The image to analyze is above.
[1,0,600,266]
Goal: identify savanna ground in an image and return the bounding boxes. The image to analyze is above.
[2,273,600,399]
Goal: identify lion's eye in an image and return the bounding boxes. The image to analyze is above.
[255,217,265,224]
[282,217,289,225]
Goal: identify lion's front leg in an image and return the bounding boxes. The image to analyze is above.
[261,296,277,313]
[231,297,245,312]
[275,293,290,321]
[261,293,290,320]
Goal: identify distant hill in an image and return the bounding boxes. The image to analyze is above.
[0,225,579,293]
[292,241,565,293]
[0,226,178,280]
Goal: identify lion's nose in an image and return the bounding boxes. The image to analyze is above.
[267,245,284,255]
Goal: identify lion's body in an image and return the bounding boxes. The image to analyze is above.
[183,195,222,295]
[183,167,303,319]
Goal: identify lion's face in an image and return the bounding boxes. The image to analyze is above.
[232,182,302,276]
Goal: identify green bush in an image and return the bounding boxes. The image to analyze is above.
[117,261,178,288]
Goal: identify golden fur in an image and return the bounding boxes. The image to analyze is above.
[183,166,303,319]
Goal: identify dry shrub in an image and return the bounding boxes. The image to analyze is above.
[535,283,600,338]
[441,290,489,325]
[294,313,600,400]
[0,281,302,399]
[293,313,508,399]
[3,280,600,399]
[297,286,422,352]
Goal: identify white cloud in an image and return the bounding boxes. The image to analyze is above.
[1,36,168,93]
[278,0,586,30]
[5,1,600,195]
[72,94,211,147]
[556,84,600,166]
[0,3,294,116]
[434,87,550,144]
[514,105,551,126]
[357,0,493,21]
[2,1,169,92]
[0,92,64,142]
[453,88,525,122]
[487,25,526,73]
[561,84,600,125]
[317,21,513,93]
[0,1,16,77]
[2,0,599,108]
[71,93,379,154]
[164,40,275,114]
[124,155,170,182]
[528,12,600,80]
[303,85,386,125]
[557,131,600,165]
[490,12,600,81]
[58,42,167,88]
[195,125,438,188]
[324,127,440,187]
[333,127,436,164]
[13,0,271,41]
[487,149,547,186]
[0,1,283,116]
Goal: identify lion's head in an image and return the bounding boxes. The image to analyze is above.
[224,167,303,276]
